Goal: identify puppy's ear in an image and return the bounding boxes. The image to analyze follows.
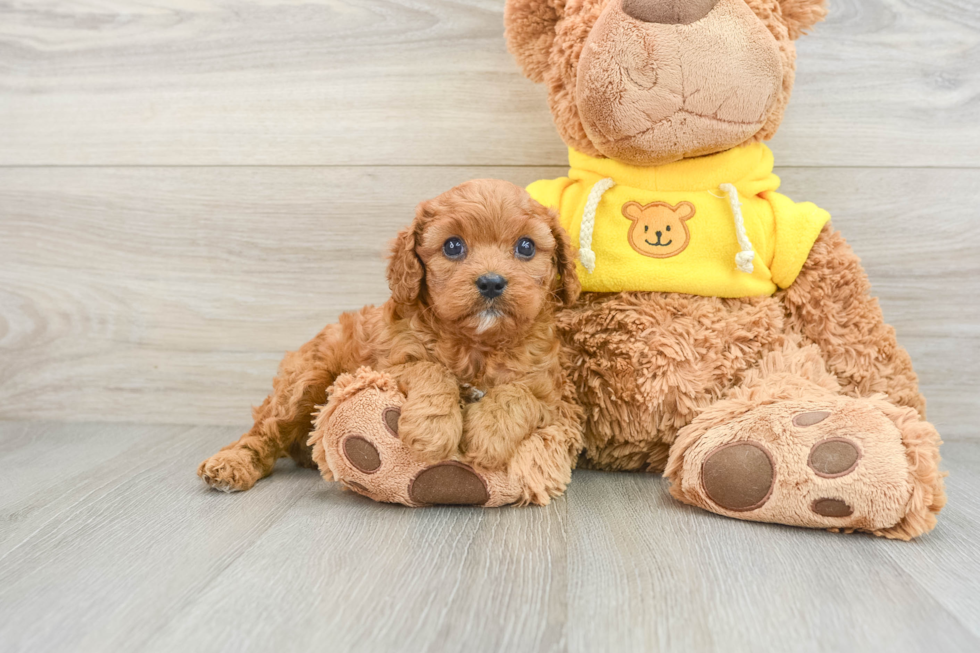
[778,0,827,40]
[534,200,580,307]
[387,202,428,309]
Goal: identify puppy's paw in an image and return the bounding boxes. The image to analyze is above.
[198,449,263,492]
[397,406,463,464]
[460,438,517,472]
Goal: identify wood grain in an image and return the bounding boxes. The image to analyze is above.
[0,0,977,167]
[564,443,980,652]
[879,441,980,639]
[0,423,323,653]
[1,165,976,438]
[1,422,978,652]
[0,421,566,653]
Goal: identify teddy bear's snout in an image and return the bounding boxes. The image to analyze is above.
[621,0,719,25]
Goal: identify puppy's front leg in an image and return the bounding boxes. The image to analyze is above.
[461,383,545,470]
[388,362,463,462]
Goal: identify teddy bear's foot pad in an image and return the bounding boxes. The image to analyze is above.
[409,462,490,506]
[701,442,774,512]
[310,368,520,507]
[668,397,917,533]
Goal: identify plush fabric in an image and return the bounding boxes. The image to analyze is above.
[505,0,945,538]
[505,0,818,164]
[663,340,944,540]
[527,143,829,295]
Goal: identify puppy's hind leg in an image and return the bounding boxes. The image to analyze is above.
[199,327,343,492]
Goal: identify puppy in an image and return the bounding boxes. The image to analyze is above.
[198,179,583,503]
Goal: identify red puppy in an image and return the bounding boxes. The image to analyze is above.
[199,179,584,505]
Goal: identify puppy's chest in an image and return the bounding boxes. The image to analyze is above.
[453,357,526,401]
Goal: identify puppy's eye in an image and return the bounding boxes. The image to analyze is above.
[515,237,535,259]
[644,225,649,232]
[442,237,466,260]
[666,225,671,232]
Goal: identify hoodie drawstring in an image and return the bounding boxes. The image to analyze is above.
[719,183,755,274]
[578,177,615,273]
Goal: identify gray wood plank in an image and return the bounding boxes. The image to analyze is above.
[0,0,976,167]
[1,165,976,439]
[0,422,322,653]
[0,421,173,548]
[0,421,566,653]
[564,445,980,653]
[141,488,567,653]
[1,422,978,653]
[878,441,980,638]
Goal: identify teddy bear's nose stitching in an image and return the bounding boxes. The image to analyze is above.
[621,0,719,25]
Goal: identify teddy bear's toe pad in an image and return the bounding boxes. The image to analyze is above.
[343,436,382,473]
[808,438,861,478]
[701,442,774,512]
[382,407,400,436]
[812,498,853,517]
[409,462,490,506]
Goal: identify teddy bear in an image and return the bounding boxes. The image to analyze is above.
[501,0,945,538]
[264,0,946,539]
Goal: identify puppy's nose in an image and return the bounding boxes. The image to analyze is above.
[621,0,719,25]
[476,273,507,299]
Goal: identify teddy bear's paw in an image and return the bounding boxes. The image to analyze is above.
[198,449,264,492]
[666,396,939,537]
[310,369,522,507]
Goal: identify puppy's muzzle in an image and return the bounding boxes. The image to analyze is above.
[476,273,507,300]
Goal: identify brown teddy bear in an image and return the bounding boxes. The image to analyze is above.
[504,0,945,538]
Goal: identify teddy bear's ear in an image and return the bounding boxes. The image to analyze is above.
[674,202,696,221]
[504,0,563,83]
[622,202,644,222]
[778,0,828,40]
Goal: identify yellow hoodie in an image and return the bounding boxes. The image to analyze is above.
[527,143,829,297]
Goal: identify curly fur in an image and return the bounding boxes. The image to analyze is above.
[199,180,584,499]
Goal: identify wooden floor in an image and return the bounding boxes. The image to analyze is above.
[0,421,977,652]
[2,0,979,650]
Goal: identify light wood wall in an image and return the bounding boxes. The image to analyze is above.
[1,0,977,439]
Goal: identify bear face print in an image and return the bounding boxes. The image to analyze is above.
[621,201,696,259]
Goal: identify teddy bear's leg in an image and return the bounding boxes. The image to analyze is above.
[778,224,926,415]
[664,340,945,539]
[310,368,580,507]
[310,368,523,507]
